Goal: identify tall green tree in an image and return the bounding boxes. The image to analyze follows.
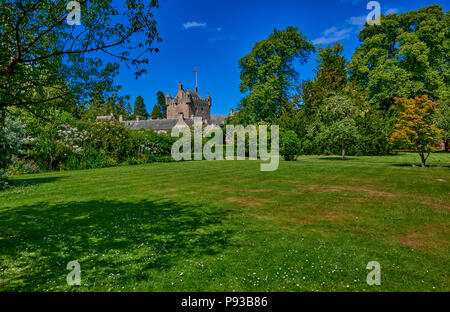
[0,0,162,120]
[350,5,449,110]
[134,96,148,119]
[150,104,163,119]
[235,26,315,123]
[308,95,360,160]
[125,103,133,117]
[156,91,167,118]
[299,42,349,117]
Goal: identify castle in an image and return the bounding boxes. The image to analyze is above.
[102,83,233,132]
[166,83,212,123]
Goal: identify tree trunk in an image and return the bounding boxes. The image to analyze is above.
[341,143,346,161]
[419,153,426,167]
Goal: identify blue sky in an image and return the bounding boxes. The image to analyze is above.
[107,0,448,116]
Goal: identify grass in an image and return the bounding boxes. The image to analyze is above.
[0,152,449,292]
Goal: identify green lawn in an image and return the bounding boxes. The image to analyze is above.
[0,153,449,291]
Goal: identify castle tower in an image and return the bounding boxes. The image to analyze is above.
[165,83,211,123]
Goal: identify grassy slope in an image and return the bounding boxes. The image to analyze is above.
[0,153,449,291]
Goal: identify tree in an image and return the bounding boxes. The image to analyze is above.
[156,91,167,118]
[309,95,360,160]
[300,42,348,116]
[0,0,162,120]
[102,94,129,117]
[235,26,315,123]
[435,98,450,152]
[134,96,148,119]
[350,5,449,110]
[150,104,163,119]
[390,96,443,167]
[125,103,133,117]
[281,130,301,161]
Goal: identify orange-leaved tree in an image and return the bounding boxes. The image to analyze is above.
[390,96,443,167]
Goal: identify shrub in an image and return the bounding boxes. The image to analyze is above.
[8,156,40,175]
[130,129,175,156]
[82,120,133,159]
[21,119,176,172]
[0,119,25,189]
[281,130,301,161]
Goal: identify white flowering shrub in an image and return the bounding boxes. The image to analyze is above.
[29,123,87,170]
[0,119,25,189]
[56,124,86,154]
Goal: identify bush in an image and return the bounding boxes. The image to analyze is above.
[8,156,40,175]
[19,118,177,172]
[130,129,175,157]
[281,130,301,161]
[0,119,25,189]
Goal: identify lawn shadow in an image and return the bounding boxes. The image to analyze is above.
[314,157,348,161]
[390,163,450,168]
[9,176,68,187]
[0,199,233,290]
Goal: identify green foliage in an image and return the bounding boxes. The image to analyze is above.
[23,116,175,171]
[134,96,148,119]
[8,156,40,175]
[354,108,393,156]
[435,97,450,151]
[157,91,167,118]
[0,0,162,117]
[350,5,449,110]
[130,130,176,156]
[300,42,348,116]
[308,95,360,160]
[235,27,315,123]
[281,130,301,161]
[276,107,307,140]
[150,104,163,119]
[0,119,24,189]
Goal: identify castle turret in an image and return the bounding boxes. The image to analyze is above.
[165,92,172,107]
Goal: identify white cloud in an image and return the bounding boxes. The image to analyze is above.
[182,21,207,30]
[313,27,353,45]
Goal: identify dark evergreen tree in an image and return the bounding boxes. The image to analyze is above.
[134,96,148,119]
[156,91,167,118]
[150,104,163,119]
